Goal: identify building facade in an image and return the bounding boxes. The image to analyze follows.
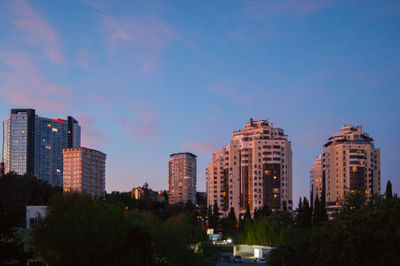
[2,109,80,186]
[310,154,323,206]
[311,125,381,213]
[206,119,293,218]
[62,147,106,197]
[168,152,197,204]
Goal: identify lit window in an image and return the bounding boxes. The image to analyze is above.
[52,128,58,132]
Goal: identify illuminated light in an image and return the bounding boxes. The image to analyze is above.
[227,239,232,244]
[68,130,71,133]
[54,119,64,123]
[52,128,58,132]
[273,194,278,198]
[352,166,357,172]
[47,124,51,127]
[336,202,339,206]
[125,206,128,210]
[264,170,270,174]
[56,169,60,173]
[45,146,51,150]
[273,176,277,180]
[360,161,364,165]
[21,130,25,134]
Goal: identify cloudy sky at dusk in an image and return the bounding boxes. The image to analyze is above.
[0,0,399,202]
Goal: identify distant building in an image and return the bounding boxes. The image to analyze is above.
[26,205,47,229]
[310,154,322,206]
[131,187,166,202]
[206,119,293,219]
[311,125,381,214]
[2,109,80,186]
[168,152,197,204]
[63,147,106,197]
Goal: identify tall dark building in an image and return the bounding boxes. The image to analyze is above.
[2,108,81,186]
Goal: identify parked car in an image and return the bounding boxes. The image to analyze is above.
[255,257,267,264]
[233,255,242,263]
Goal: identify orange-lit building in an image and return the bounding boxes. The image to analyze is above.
[311,125,381,214]
[63,147,106,197]
[206,119,293,219]
[168,152,197,204]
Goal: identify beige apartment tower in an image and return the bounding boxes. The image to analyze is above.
[310,154,323,206]
[206,119,293,219]
[311,125,381,213]
[168,152,197,204]
[63,147,106,197]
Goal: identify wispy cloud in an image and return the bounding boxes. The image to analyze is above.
[98,13,176,73]
[116,109,159,140]
[246,0,336,18]
[6,0,64,64]
[75,114,108,148]
[182,141,219,154]
[0,52,73,110]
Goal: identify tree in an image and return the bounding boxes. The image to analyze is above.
[228,207,237,223]
[386,180,393,202]
[32,193,153,265]
[302,197,312,228]
[312,196,321,226]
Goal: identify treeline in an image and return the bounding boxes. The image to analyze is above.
[269,181,400,265]
[0,172,61,264]
[0,173,215,265]
[32,193,214,266]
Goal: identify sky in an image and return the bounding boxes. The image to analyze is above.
[0,0,399,204]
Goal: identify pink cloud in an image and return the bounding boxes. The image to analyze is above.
[0,52,73,110]
[246,0,335,17]
[116,109,159,140]
[99,13,176,73]
[182,141,219,154]
[74,114,108,148]
[6,0,64,64]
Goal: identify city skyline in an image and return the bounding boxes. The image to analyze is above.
[0,0,399,205]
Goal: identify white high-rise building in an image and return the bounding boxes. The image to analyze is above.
[206,119,293,218]
[311,125,381,213]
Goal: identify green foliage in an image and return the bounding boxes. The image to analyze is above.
[296,197,312,228]
[31,193,213,266]
[241,210,292,247]
[269,195,400,266]
[0,172,61,239]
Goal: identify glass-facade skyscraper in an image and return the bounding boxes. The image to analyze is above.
[2,109,81,186]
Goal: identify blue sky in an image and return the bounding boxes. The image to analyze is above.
[0,0,399,203]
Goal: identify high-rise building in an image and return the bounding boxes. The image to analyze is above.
[168,152,197,204]
[206,119,293,218]
[310,154,322,206]
[311,125,381,214]
[62,147,106,197]
[2,109,80,186]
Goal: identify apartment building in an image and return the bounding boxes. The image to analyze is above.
[63,147,106,197]
[311,125,381,212]
[168,152,197,204]
[206,119,293,218]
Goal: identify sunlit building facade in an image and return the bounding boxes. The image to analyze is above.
[63,147,106,197]
[310,154,323,206]
[168,152,197,204]
[2,109,80,186]
[206,119,293,218]
[312,125,381,213]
